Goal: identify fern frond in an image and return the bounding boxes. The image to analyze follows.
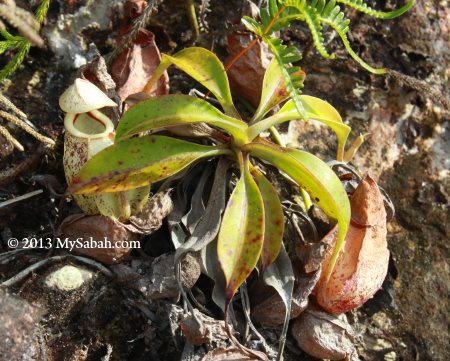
[303,3,334,59]
[335,0,415,19]
[0,0,50,82]
[315,0,385,74]
[35,0,51,23]
[0,40,31,81]
[241,16,264,37]
[265,36,305,116]
[244,1,306,117]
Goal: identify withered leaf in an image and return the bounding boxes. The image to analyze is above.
[251,260,321,327]
[57,214,139,265]
[111,25,168,102]
[315,175,389,314]
[226,33,271,107]
[180,308,229,346]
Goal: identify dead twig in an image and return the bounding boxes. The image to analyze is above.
[0,93,55,157]
[0,1,44,47]
[0,255,113,288]
[105,0,163,65]
[386,69,450,111]
[0,147,43,185]
[0,189,43,208]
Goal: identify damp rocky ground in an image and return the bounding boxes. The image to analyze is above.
[0,1,448,360]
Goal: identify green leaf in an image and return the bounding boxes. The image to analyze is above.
[241,16,264,37]
[251,167,284,271]
[248,95,351,161]
[252,58,305,123]
[217,157,265,301]
[264,36,305,117]
[245,141,350,279]
[68,135,229,195]
[280,95,350,160]
[115,95,248,145]
[145,47,239,117]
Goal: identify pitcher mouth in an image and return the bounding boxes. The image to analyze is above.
[64,110,114,139]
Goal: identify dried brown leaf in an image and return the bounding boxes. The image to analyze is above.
[57,214,139,264]
[226,33,271,107]
[315,175,389,314]
[251,266,321,327]
[111,26,168,102]
[179,308,230,346]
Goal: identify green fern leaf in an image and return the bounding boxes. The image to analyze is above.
[0,0,51,82]
[335,0,415,19]
[265,36,305,117]
[303,3,334,59]
[35,0,51,23]
[315,0,385,74]
[242,16,264,37]
[0,40,31,81]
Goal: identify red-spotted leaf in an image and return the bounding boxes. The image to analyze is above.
[252,58,305,123]
[250,167,284,271]
[68,135,228,195]
[115,95,247,144]
[245,141,350,279]
[217,159,265,301]
[247,95,350,160]
[144,47,239,117]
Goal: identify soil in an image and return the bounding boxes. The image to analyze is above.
[0,1,448,361]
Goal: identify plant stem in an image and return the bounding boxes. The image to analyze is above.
[268,126,313,212]
[269,126,284,147]
[300,187,312,211]
[186,0,200,40]
[223,5,286,75]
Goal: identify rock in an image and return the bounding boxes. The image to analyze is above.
[146,253,201,299]
[292,306,358,360]
[0,290,44,361]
